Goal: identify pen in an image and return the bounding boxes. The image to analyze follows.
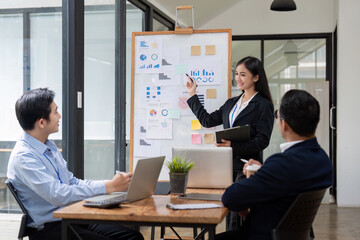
[185,73,198,87]
[240,159,249,163]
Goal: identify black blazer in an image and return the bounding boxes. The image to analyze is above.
[187,92,274,171]
[221,138,333,240]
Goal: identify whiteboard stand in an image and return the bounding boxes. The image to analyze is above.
[175,5,194,35]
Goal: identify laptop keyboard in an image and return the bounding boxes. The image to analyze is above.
[83,194,127,209]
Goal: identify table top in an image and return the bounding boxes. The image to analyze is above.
[53,188,228,225]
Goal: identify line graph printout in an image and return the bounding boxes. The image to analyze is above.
[136,36,163,73]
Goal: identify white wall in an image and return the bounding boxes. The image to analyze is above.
[201,0,335,35]
[336,0,360,207]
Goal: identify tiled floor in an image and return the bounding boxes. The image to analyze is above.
[1,204,360,240]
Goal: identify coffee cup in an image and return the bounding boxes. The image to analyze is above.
[245,164,261,178]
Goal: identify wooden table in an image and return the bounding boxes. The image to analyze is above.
[54,188,228,240]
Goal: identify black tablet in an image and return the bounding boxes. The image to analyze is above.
[215,125,250,143]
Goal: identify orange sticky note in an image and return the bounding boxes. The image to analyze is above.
[191,120,202,130]
[204,133,215,144]
[191,46,201,56]
[206,89,217,99]
[205,45,216,55]
[192,134,202,144]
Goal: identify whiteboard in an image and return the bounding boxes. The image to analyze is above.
[130,29,232,180]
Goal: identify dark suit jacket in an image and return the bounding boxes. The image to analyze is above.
[187,93,274,170]
[221,138,333,240]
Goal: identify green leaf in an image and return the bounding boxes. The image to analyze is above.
[165,153,195,173]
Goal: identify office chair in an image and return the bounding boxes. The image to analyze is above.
[5,179,85,240]
[5,179,31,240]
[271,188,327,240]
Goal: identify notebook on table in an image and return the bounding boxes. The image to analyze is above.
[83,156,165,208]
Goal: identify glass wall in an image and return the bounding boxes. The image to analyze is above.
[0,14,23,212]
[30,12,63,140]
[153,18,170,31]
[84,4,116,180]
[125,2,144,170]
[264,39,328,159]
[0,4,62,212]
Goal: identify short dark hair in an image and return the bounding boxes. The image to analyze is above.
[15,88,55,130]
[279,89,320,137]
[236,56,272,103]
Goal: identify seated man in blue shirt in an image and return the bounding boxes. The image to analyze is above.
[7,88,143,240]
[216,89,333,240]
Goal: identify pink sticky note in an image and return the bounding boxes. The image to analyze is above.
[192,134,202,144]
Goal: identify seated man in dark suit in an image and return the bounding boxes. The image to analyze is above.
[216,89,333,240]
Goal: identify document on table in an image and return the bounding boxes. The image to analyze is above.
[166,203,221,210]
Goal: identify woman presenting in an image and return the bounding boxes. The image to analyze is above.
[186,56,274,229]
[187,56,274,177]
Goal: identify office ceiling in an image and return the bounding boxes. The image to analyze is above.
[148,0,241,28]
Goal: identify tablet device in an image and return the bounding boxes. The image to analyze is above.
[215,125,250,143]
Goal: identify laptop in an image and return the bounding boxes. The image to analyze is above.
[172,147,233,189]
[83,156,165,207]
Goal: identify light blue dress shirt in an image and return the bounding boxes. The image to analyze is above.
[7,132,106,229]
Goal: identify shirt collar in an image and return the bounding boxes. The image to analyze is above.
[236,92,258,106]
[22,131,49,155]
[280,140,304,153]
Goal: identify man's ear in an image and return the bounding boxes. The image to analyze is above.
[37,118,46,129]
[282,119,290,133]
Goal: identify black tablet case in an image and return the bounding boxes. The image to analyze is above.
[215,125,250,143]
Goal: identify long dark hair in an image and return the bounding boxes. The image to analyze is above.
[236,56,272,103]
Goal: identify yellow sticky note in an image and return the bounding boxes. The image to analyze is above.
[204,133,215,144]
[191,119,202,130]
[206,89,217,99]
[191,46,201,56]
[205,45,216,55]
[192,134,202,145]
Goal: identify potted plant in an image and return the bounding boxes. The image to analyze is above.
[165,154,195,195]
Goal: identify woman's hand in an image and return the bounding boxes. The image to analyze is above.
[215,139,231,147]
[243,159,262,176]
[186,76,197,97]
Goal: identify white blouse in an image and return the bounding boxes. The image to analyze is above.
[228,92,258,128]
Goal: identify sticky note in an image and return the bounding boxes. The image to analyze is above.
[168,109,181,119]
[191,120,202,130]
[206,89,217,99]
[175,64,188,74]
[204,133,215,144]
[192,134,202,144]
[205,45,216,55]
[191,46,201,56]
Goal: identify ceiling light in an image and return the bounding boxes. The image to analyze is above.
[270,0,297,11]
